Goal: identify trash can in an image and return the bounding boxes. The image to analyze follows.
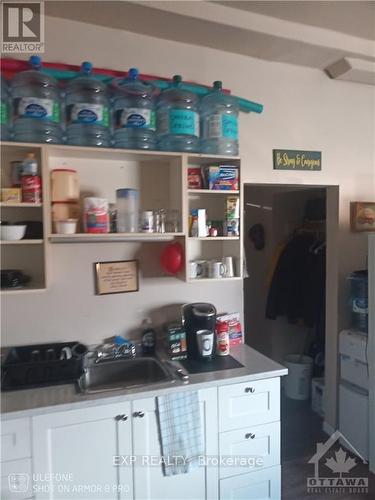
[283,354,313,400]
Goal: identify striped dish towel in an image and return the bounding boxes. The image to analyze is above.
[156,392,204,476]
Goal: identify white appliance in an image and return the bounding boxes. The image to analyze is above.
[339,329,369,460]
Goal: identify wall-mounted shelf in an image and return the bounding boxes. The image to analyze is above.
[188,189,240,195]
[188,277,243,283]
[49,233,184,243]
[189,236,240,241]
[0,283,46,295]
[1,239,44,245]
[0,202,43,208]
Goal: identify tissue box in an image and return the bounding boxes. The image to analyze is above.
[204,166,239,190]
[1,188,22,203]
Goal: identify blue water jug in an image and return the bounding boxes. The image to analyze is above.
[156,75,199,152]
[65,62,110,147]
[1,75,10,141]
[11,56,63,144]
[200,81,239,155]
[112,68,156,150]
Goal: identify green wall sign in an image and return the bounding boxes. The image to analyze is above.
[273,149,322,171]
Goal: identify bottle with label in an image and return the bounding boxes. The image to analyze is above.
[1,75,10,141]
[156,75,200,152]
[112,68,156,150]
[11,56,63,144]
[65,62,111,147]
[200,81,239,155]
[141,318,156,356]
[21,153,41,203]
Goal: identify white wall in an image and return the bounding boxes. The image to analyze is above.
[2,16,375,429]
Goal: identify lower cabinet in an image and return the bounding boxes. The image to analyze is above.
[32,402,133,500]
[132,388,218,500]
[32,388,217,500]
[219,466,281,500]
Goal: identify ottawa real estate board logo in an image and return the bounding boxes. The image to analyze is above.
[1,1,44,53]
[307,430,368,495]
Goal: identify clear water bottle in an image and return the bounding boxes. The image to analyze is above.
[200,81,239,155]
[11,55,63,144]
[1,75,10,141]
[65,62,110,147]
[157,75,199,152]
[112,68,156,150]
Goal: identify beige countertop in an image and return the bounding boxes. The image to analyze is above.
[1,345,287,419]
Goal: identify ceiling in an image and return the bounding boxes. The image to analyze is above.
[45,1,375,75]
[215,1,375,41]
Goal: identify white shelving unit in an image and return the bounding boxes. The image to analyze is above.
[1,142,242,287]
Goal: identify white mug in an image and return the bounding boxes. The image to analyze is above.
[196,329,214,357]
[222,256,235,278]
[208,260,227,279]
[188,260,206,279]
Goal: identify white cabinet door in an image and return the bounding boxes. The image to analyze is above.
[32,402,133,500]
[218,378,280,431]
[220,465,281,500]
[1,418,31,462]
[219,422,280,478]
[132,388,218,500]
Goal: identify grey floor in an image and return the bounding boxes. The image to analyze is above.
[281,394,374,499]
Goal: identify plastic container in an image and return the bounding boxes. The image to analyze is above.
[65,62,111,147]
[52,202,80,227]
[283,354,313,400]
[112,68,156,150]
[1,75,10,141]
[55,219,78,234]
[156,75,199,152]
[83,197,109,233]
[11,56,63,144]
[348,270,368,333]
[116,188,139,233]
[200,81,239,155]
[51,169,79,202]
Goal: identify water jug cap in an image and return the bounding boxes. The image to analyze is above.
[81,61,93,74]
[29,55,42,69]
[173,75,182,85]
[213,81,222,90]
[128,68,139,80]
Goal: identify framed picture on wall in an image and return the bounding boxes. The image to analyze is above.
[94,260,139,295]
[350,202,375,232]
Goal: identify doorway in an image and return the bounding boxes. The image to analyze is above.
[243,183,339,462]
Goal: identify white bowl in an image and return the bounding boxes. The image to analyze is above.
[0,225,27,240]
[55,219,78,235]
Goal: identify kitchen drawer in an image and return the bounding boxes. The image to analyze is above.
[219,421,280,478]
[220,465,281,500]
[1,418,31,462]
[218,378,280,431]
[0,458,32,500]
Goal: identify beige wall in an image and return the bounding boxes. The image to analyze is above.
[2,16,375,429]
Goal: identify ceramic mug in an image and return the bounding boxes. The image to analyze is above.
[196,329,214,358]
[222,256,235,278]
[208,260,227,279]
[188,260,207,279]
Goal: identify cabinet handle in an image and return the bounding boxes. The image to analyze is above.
[245,387,255,393]
[133,411,145,418]
[115,414,128,421]
[245,433,255,439]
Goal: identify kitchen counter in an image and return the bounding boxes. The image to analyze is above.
[1,344,287,419]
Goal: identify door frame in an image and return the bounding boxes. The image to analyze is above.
[243,183,339,430]
[368,234,375,473]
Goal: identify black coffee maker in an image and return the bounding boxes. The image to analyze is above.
[183,303,216,360]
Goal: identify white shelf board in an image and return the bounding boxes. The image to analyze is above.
[49,232,184,243]
[0,202,43,208]
[0,239,44,245]
[188,277,243,283]
[188,189,239,195]
[0,284,46,295]
[189,236,240,241]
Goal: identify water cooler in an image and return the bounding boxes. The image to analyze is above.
[339,329,369,459]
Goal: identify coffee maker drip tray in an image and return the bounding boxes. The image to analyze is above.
[180,355,243,374]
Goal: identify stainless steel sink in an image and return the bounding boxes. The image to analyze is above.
[77,357,174,394]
